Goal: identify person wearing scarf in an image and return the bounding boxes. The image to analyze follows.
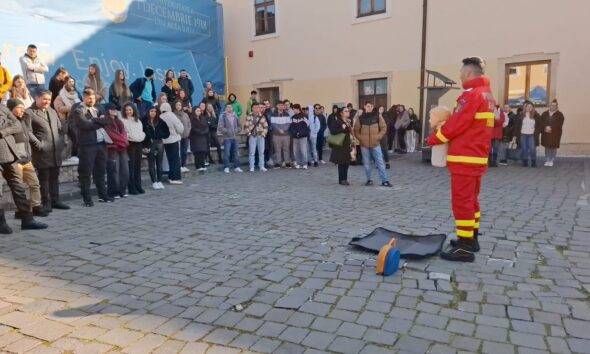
[54,76,80,120]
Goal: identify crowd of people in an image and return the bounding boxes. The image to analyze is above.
[0,45,566,235]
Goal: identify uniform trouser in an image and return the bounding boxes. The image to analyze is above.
[78,143,108,202]
[293,138,308,166]
[127,142,143,193]
[1,163,34,218]
[36,166,60,208]
[451,173,482,239]
[308,135,318,163]
[16,162,42,208]
[107,149,129,197]
[273,135,291,165]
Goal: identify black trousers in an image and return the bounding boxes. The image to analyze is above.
[36,166,61,207]
[1,163,33,218]
[380,137,389,163]
[338,164,349,183]
[148,143,164,183]
[387,127,396,150]
[164,142,181,181]
[78,143,107,202]
[317,134,325,161]
[68,124,78,157]
[397,128,407,151]
[194,151,207,169]
[127,142,143,193]
[207,131,222,163]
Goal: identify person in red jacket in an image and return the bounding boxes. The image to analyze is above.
[103,103,130,199]
[427,57,496,262]
[489,105,506,167]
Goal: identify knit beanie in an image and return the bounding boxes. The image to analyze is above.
[6,98,24,111]
[145,68,154,77]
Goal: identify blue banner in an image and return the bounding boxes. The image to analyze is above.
[0,0,225,102]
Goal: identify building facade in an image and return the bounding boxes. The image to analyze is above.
[219,0,590,146]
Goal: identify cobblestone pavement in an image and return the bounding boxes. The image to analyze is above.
[1,154,589,354]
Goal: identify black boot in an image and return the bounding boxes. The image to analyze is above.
[531,160,537,168]
[522,160,529,167]
[51,201,70,210]
[21,215,48,230]
[0,210,13,234]
[440,238,475,262]
[451,229,480,252]
[33,206,49,217]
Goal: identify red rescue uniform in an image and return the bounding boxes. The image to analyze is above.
[428,76,496,239]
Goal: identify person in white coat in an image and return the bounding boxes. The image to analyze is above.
[158,103,184,184]
[19,45,48,98]
[307,104,321,166]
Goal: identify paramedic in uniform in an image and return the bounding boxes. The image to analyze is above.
[427,57,496,262]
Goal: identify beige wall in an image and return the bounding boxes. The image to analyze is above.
[220,0,590,143]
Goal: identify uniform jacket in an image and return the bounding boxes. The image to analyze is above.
[427,76,496,176]
[353,110,386,148]
[24,103,64,168]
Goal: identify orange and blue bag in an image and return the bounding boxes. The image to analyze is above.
[376,238,400,276]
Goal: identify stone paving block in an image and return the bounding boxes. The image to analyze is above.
[256,321,287,337]
[235,317,264,332]
[230,333,259,350]
[382,318,413,334]
[243,303,272,317]
[301,331,336,351]
[27,346,63,354]
[336,322,367,339]
[286,312,315,328]
[202,345,241,354]
[416,312,448,329]
[299,301,331,317]
[20,318,73,341]
[204,328,240,345]
[153,318,191,336]
[475,325,508,342]
[125,314,169,332]
[546,337,570,354]
[3,337,42,353]
[275,288,315,310]
[507,306,532,321]
[451,335,480,352]
[279,326,309,344]
[360,344,397,354]
[567,338,590,354]
[410,324,450,343]
[327,336,366,354]
[0,311,39,329]
[476,314,510,328]
[363,328,397,346]
[482,340,515,354]
[179,342,209,354]
[394,335,431,353]
[447,320,475,336]
[564,318,590,339]
[172,322,213,341]
[275,342,306,354]
[97,327,144,347]
[250,338,282,353]
[123,333,167,354]
[511,319,547,335]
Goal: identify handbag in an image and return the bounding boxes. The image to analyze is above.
[327,133,345,147]
[506,137,521,161]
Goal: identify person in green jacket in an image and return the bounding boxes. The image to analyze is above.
[226,93,243,118]
[246,90,258,116]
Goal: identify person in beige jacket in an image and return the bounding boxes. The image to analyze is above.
[353,101,391,187]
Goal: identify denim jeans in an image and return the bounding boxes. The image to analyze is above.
[545,147,557,162]
[308,135,318,163]
[136,100,153,118]
[248,136,265,169]
[490,139,501,163]
[498,141,509,161]
[520,134,536,162]
[180,138,190,167]
[107,149,129,197]
[223,138,240,169]
[361,146,389,183]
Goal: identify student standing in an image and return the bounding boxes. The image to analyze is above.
[19,44,48,98]
[189,106,210,171]
[218,104,243,173]
[142,106,169,189]
[173,100,191,172]
[121,103,145,194]
[158,103,184,184]
[288,104,310,170]
[103,104,129,198]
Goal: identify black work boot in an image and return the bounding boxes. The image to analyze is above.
[0,210,13,234]
[440,238,476,262]
[21,214,48,230]
[33,206,49,217]
[451,229,480,252]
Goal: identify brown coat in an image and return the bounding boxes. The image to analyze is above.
[540,110,564,149]
[353,110,387,148]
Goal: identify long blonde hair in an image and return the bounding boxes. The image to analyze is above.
[9,75,30,101]
[87,64,104,92]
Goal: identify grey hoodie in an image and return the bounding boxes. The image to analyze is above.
[218,112,241,139]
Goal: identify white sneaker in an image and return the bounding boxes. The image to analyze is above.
[548,161,554,167]
[234,167,243,172]
[544,161,549,166]
[295,164,301,169]
[180,166,190,173]
[224,168,230,173]
[319,160,326,164]
[302,165,308,170]
[260,167,268,172]
[152,182,159,190]
[169,180,183,185]
[204,162,210,166]
[197,167,207,172]
[249,167,255,172]
[158,182,165,189]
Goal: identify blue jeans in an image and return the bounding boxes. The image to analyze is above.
[249,136,265,169]
[27,84,45,98]
[520,134,536,162]
[308,135,318,163]
[361,146,389,183]
[223,138,240,169]
[136,100,153,118]
[180,138,189,167]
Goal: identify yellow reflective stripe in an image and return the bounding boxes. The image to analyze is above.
[447,155,488,165]
[456,220,475,227]
[436,130,449,143]
[475,112,494,127]
[457,229,474,237]
[474,211,481,219]
[474,112,494,119]
[474,222,480,229]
